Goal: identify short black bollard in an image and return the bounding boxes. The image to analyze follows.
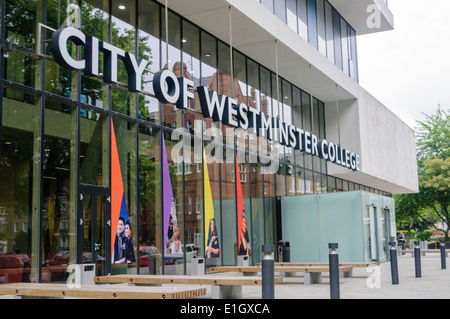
[440,240,446,270]
[389,241,399,285]
[328,243,340,299]
[414,241,422,278]
[261,244,274,299]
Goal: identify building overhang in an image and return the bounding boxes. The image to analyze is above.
[328,0,394,35]
[157,0,359,103]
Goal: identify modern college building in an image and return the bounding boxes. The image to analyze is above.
[0,0,418,283]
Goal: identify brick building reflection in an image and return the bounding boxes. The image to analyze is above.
[161,62,274,252]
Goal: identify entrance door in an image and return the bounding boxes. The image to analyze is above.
[364,205,379,261]
[78,185,111,276]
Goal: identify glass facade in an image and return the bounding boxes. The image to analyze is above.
[258,0,359,82]
[0,0,389,283]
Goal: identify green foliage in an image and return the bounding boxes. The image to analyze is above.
[415,107,450,166]
[416,230,432,241]
[395,107,450,239]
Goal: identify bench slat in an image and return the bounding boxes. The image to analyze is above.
[95,274,283,286]
[256,262,379,268]
[0,283,206,299]
[208,266,353,273]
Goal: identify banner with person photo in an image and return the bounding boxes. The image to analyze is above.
[162,138,178,255]
[111,119,134,264]
[204,147,220,258]
[236,154,250,256]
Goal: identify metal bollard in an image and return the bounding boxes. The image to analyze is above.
[328,243,340,299]
[414,241,422,278]
[440,240,446,270]
[261,244,274,299]
[389,241,399,285]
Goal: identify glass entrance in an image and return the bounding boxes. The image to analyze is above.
[364,205,379,261]
[78,185,111,276]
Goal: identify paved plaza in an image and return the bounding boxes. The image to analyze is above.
[233,254,450,299]
[0,253,448,300]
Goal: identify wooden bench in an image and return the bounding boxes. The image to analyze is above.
[0,282,206,299]
[255,262,380,277]
[398,249,448,257]
[208,265,353,285]
[94,274,283,299]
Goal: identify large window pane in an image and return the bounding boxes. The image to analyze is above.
[184,137,203,274]
[316,0,326,55]
[163,131,184,274]
[111,117,137,274]
[162,9,182,128]
[138,125,162,275]
[79,107,108,186]
[297,0,308,40]
[301,91,312,170]
[307,0,318,49]
[81,0,110,109]
[138,0,160,124]
[1,87,41,283]
[325,1,335,63]
[332,8,342,69]
[292,87,304,167]
[111,1,137,116]
[221,147,237,265]
[46,0,78,100]
[274,0,287,23]
[182,20,202,131]
[250,162,264,263]
[200,31,217,135]
[41,97,77,282]
[286,0,298,32]
[341,18,349,77]
[204,142,222,268]
[260,0,274,13]
[4,0,43,90]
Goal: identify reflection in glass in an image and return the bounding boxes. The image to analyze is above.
[111,1,137,116]
[81,0,110,109]
[4,0,41,90]
[1,87,41,283]
[111,117,137,274]
[42,98,77,282]
[221,147,237,266]
[184,138,203,273]
[138,125,162,274]
[138,0,160,123]
[79,107,108,186]
[161,9,182,128]
[251,162,264,263]
[163,133,184,274]
[204,143,222,268]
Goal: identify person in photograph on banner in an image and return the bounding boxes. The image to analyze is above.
[111,121,134,264]
[203,147,220,258]
[113,217,126,263]
[169,226,182,254]
[206,218,220,258]
[238,210,251,256]
[236,154,251,256]
[124,220,136,263]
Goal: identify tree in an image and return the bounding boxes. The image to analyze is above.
[395,107,450,241]
[419,157,450,239]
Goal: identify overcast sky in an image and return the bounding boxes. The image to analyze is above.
[357,0,450,131]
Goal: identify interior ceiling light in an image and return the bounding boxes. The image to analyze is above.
[118,5,126,10]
